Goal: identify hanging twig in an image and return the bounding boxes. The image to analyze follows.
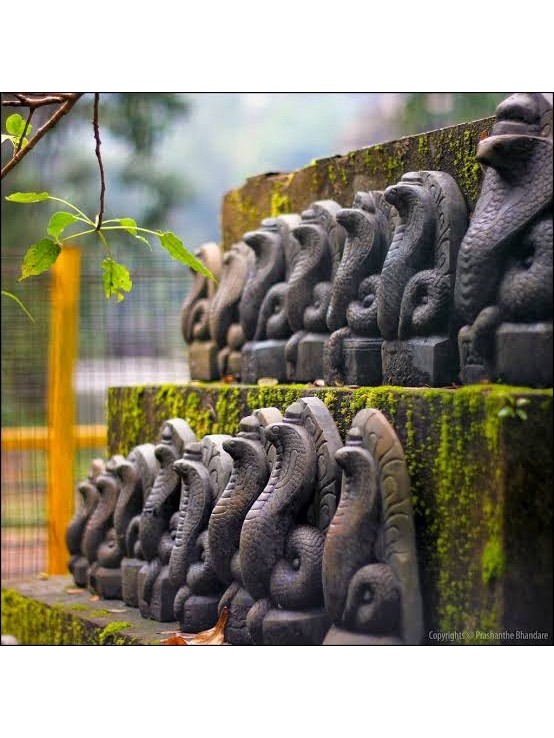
[92,93,106,230]
[1,93,84,179]
[14,109,34,155]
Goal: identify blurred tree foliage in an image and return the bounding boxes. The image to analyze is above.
[398,93,506,135]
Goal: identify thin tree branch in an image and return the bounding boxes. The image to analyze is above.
[2,93,77,108]
[92,93,106,230]
[1,93,84,179]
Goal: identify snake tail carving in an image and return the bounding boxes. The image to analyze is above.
[322,408,422,645]
[66,458,104,587]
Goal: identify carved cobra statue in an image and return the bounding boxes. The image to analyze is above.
[240,397,342,645]
[66,458,104,587]
[209,240,256,377]
[239,221,287,342]
[180,242,222,344]
[254,215,301,341]
[378,171,468,341]
[81,455,126,598]
[138,418,196,620]
[325,191,392,385]
[208,408,283,645]
[322,409,422,645]
[169,435,233,632]
[454,93,553,380]
[113,443,159,607]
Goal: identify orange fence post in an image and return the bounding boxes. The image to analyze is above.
[46,246,81,574]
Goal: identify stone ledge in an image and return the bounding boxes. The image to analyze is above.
[1,576,177,645]
[107,383,553,643]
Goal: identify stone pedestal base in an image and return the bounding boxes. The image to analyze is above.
[225,586,255,645]
[137,564,177,621]
[188,341,219,381]
[241,340,287,384]
[341,336,383,386]
[92,567,122,600]
[262,607,330,645]
[288,333,328,383]
[496,322,552,388]
[382,336,459,386]
[69,556,89,588]
[227,351,242,380]
[121,557,143,608]
[178,594,220,633]
[323,625,403,645]
[458,328,490,385]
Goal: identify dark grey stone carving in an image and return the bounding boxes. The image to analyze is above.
[241,215,301,383]
[66,459,103,587]
[209,407,283,644]
[209,241,256,379]
[181,242,223,381]
[240,397,342,645]
[285,201,346,382]
[322,409,422,644]
[377,171,468,386]
[325,191,393,386]
[137,419,196,621]
[169,435,233,632]
[113,444,159,607]
[455,93,553,387]
[82,455,126,599]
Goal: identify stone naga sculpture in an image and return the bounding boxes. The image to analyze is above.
[113,444,159,608]
[240,396,342,645]
[181,242,223,381]
[241,215,301,383]
[81,455,126,598]
[66,458,103,587]
[322,409,422,644]
[325,191,393,386]
[137,418,196,621]
[208,407,283,644]
[209,240,256,379]
[285,201,346,382]
[169,435,233,633]
[377,170,468,386]
[454,92,553,387]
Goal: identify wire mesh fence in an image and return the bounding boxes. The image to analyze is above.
[1,245,192,580]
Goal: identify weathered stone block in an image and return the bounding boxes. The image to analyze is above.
[382,337,459,387]
[241,340,288,384]
[496,322,553,388]
[188,341,219,381]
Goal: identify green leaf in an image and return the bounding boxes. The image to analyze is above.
[19,238,61,280]
[6,191,50,203]
[497,406,514,419]
[101,258,133,302]
[117,217,137,235]
[159,231,216,281]
[516,409,528,421]
[47,211,79,241]
[1,290,36,323]
[515,398,530,408]
[6,113,26,137]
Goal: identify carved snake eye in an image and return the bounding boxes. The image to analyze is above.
[420,295,429,304]
[313,301,321,310]
[200,550,206,562]
[362,294,375,308]
[171,530,177,540]
[291,557,300,571]
[361,586,374,604]
[273,301,281,314]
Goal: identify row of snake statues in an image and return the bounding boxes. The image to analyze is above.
[66,397,422,645]
[182,93,552,389]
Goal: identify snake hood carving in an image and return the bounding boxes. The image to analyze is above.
[139,419,196,564]
[379,171,468,340]
[239,397,342,642]
[209,240,255,351]
[81,455,125,567]
[322,409,422,644]
[286,201,345,334]
[180,242,222,343]
[251,214,302,342]
[66,458,104,585]
[454,93,552,340]
[169,434,233,628]
[114,444,158,560]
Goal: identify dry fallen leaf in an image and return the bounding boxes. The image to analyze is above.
[65,588,85,594]
[37,572,49,580]
[312,379,325,387]
[222,375,236,384]
[89,595,100,602]
[257,377,278,387]
[161,607,229,645]
[107,608,127,613]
